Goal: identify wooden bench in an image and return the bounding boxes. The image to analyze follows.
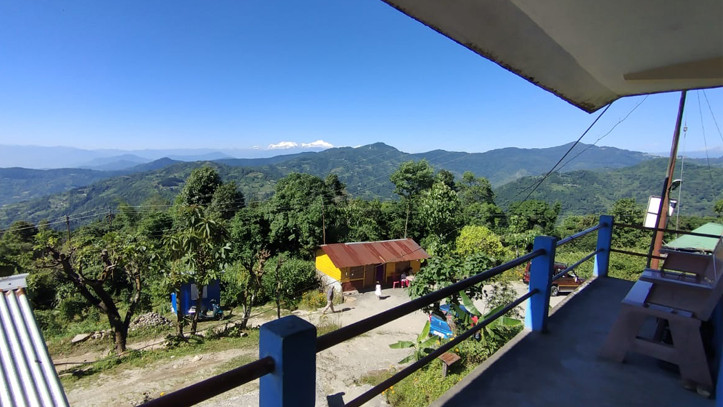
[600,238,723,389]
[438,352,461,377]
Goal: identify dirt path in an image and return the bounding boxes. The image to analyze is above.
[59,283,562,406]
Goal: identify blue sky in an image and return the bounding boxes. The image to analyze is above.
[1,1,721,156]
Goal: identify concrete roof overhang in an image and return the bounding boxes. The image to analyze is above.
[382,0,723,112]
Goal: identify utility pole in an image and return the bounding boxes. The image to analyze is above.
[649,90,686,269]
[320,196,326,245]
[404,202,410,239]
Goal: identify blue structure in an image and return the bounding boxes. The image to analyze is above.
[171,280,221,316]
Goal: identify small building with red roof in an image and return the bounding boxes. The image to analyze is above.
[315,238,429,292]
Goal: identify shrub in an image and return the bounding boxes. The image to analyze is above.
[262,257,319,309]
[299,290,327,310]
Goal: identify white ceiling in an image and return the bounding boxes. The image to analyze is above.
[382,0,723,112]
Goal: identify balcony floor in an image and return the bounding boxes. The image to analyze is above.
[433,277,715,407]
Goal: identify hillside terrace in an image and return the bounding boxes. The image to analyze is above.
[140,218,723,406]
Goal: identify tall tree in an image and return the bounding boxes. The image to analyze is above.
[267,173,328,256]
[418,181,462,243]
[507,200,560,235]
[390,160,435,200]
[38,231,157,354]
[0,221,38,276]
[390,160,435,239]
[167,207,230,335]
[611,198,647,250]
[455,225,511,261]
[177,166,222,207]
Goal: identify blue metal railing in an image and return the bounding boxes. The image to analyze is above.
[141,215,614,407]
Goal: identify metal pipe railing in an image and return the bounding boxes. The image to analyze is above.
[556,224,602,247]
[344,289,538,407]
[609,247,665,260]
[140,356,275,407]
[316,249,544,352]
[615,222,722,241]
[552,249,601,281]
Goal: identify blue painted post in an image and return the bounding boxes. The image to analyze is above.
[260,315,316,407]
[524,236,557,332]
[594,215,613,278]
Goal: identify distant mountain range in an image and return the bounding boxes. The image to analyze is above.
[0,144,330,170]
[1,142,720,228]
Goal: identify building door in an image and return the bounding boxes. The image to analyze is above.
[375,264,385,285]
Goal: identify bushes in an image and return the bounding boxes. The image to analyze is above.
[262,257,319,309]
[299,290,327,310]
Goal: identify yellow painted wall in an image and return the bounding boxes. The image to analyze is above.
[315,252,341,281]
[385,263,395,281]
[411,260,421,273]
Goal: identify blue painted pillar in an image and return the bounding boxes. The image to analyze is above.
[260,315,316,407]
[524,236,557,332]
[594,215,614,278]
[713,301,723,400]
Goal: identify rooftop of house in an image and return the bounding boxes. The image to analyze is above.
[318,238,429,268]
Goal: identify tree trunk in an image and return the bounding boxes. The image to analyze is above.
[175,291,184,338]
[240,294,254,330]
[105,310,127,354]
[191,295,203,335]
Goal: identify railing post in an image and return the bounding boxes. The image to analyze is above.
[594,215,613,277]
[525,236,557,332]
[260,315,316,407]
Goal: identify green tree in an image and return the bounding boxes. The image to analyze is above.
[457,172,503,228]
[267,173,329,256]
[455,225,511,261]
[458,171,495,206]
[611,198,647,250]
[507,200,560,235]
[418,181,462,243]
[167,207,230,335]
[714,199,723,218]
[390,160,435,200]
[436,169,456,191]
[408,252,494,311]
[262,257,318,311]
[38,231,158,354]
[390,160,436,240]
[342,198,384,242]
[0,221,38,276]
[208,181,245,220]
[221,252,269,329]
[177,166,222,207]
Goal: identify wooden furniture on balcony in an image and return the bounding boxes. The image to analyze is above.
[600,238,723,389]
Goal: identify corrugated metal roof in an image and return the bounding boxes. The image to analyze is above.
[319,239,429,269]
[664,223,723,253]
[0,274,69,407]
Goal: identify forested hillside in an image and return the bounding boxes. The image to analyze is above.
[0,142,658,227]
[495,158,723,217]
[3,142,722,229]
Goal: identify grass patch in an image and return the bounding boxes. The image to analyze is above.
[316,315,342,336]
[356,368,396,386]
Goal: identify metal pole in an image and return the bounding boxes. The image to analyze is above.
[650,90,686,269]
[524,235,556,332]
[594,215,613,277]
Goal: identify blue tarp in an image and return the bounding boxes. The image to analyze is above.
[170,280,221,316]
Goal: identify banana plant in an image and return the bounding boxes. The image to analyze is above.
[457,291,521,344]
[389,320,439,364]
